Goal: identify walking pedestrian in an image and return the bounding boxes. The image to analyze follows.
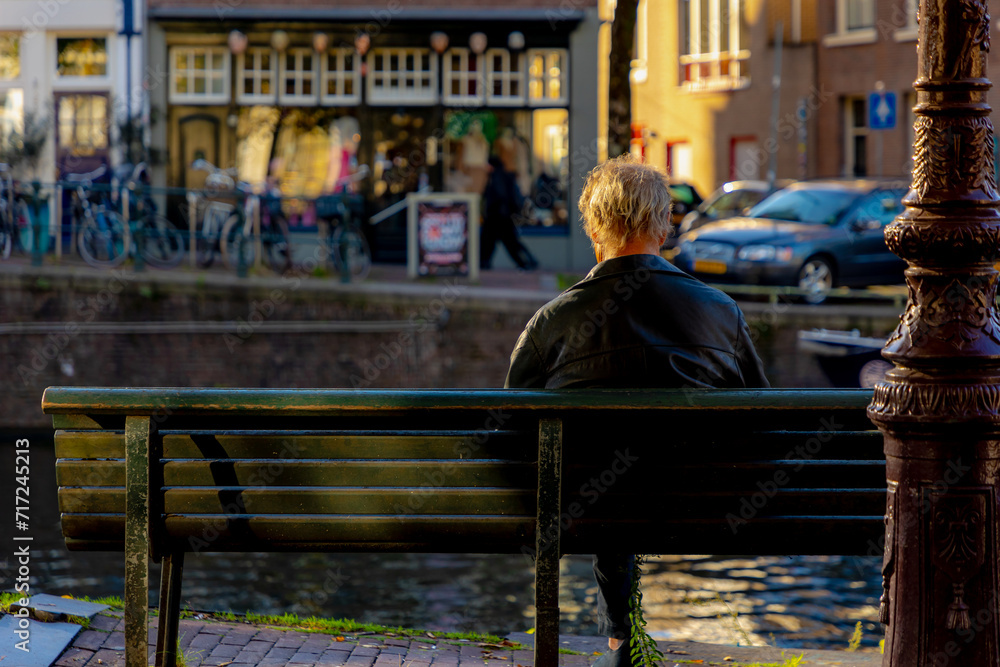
[480,156,538,270]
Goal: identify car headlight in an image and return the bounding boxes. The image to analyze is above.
[737,245,794,262]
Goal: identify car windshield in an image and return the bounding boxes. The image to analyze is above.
[748,188,862,224]
[704,189,766,216]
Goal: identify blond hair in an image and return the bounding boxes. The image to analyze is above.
[578,155,672,255]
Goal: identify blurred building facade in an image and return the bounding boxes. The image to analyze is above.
[632,0,1000,198]
[0,0,144,180]
[145,0,603,270]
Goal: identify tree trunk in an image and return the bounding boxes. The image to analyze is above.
[608,0,639,159]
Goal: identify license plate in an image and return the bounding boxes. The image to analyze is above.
[694,259,727,274]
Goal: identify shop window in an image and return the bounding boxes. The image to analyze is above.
[0,89,23,146]
[280,48,318,105]
[320,48,360,105]
[485,49,525,106]
[0,34,20,80]
[443,48,484,106]
[237,47,276,105]
[527,49,568,106]
[57,37,108,78]
[169,46,229,104]
[367,48,438,105]
[678,0,749,91]
[58,94,108,153]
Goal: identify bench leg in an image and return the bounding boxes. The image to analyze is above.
[535,418,563,667]
[155,551,185,667]
[125,416,153,667]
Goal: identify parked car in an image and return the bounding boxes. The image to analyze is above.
[663,179,789,250]
[672,179,908,303]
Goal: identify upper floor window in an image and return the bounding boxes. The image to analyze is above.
[527,49,568,106]
[485,49,525,105]
[0,34,20,80]
[320,48,360,105]
[237,47,276,105]
[824,0,877,47]
[169,46,229,104]
[679,0,750,92]
[280,48,318,105]
[443,48,484,106]
[367,48,437,105]
[57,37,108,78]
[894,0,918,42]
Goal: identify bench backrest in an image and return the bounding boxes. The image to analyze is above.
[44,387,885,557]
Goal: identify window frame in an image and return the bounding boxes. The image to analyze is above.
[443,47,485,106]
[367,47,438,105]
[527,48,569,107]
[823,0,878,47]
[169,46,230,105]
[678,0,750,92]
[54,35,111,85]
[894,0,918,42]
[279,48,319,106]
[320,48,361,105]
[485,48,525,106]
[236,47,277,105]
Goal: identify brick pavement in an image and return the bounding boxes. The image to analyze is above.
[53,610,595,667]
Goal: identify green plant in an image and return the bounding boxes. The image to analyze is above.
[628,554,665,667]
[716,592,755,647]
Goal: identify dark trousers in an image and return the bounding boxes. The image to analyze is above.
[480,215,537,270]
[594,552,635,639]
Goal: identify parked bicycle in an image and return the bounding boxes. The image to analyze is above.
[68,166,131,268]
[0,163,32,259]
[118,163,186,269]
[316,166,371,281]
[189,159,289,273]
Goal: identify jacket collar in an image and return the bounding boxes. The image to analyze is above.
[575,253,689,288]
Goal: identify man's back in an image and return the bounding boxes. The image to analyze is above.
[505,254,768,390]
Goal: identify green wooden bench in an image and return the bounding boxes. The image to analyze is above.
[41,387,885,667]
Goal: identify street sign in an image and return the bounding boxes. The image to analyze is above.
[869,91,896,130]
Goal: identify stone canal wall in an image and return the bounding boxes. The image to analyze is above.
[1,266,903,429]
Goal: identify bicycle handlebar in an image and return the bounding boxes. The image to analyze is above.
[64,165,108,185]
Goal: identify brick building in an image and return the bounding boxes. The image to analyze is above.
[632,0,1000,197]
[145,0,603,270]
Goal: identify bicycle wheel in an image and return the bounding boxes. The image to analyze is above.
[0,216,11,260]
[138,215,185,269]
[262,218,292,274]
[330,225,371,281]
[78,210,130,268]
[220,214,255,271]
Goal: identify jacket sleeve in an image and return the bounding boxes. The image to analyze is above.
[734,314,770,389]
[504,328,548,389]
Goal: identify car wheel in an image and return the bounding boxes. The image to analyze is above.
[798,257,834,304]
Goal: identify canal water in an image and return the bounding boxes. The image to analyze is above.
[2,432,883,653]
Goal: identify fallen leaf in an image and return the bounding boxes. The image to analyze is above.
[61,595,73,599]
[724,658,734,662]
[336,636,345,642]
[500,639,516,647]
[593,652,602,656]
[427,632,436,639]
[525,629,535,635]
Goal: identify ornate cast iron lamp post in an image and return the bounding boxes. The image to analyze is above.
[868,0,1000,665]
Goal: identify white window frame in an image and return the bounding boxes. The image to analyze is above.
[366,48,438,105]
[678,0,750,92]
[485,48,525,105]
[279,48,318,106]
[443,48,484,106]
[169,46,230,104]
[236,47,277,105]
[844,95,869,177]
[0,33,21,82]
[527,48,569,107]
[823,0,877,47]
[894,0,918,42]
[320,48,361,105]
[54,35,112,86]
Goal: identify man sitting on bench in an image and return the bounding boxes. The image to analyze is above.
[505,155,770,667]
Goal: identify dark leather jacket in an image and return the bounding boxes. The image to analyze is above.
[505,254,769,390]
